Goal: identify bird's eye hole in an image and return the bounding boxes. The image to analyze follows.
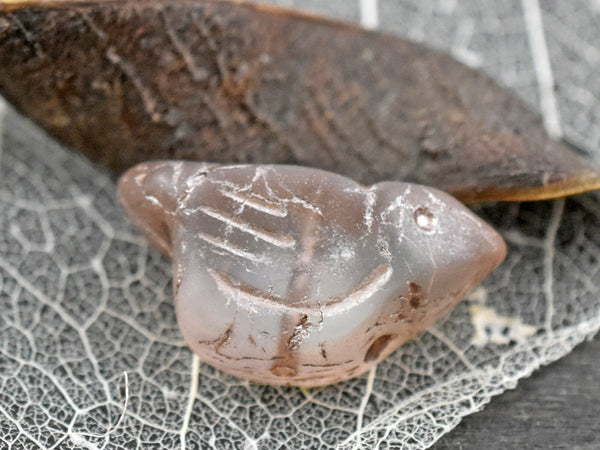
[413,206,438,233]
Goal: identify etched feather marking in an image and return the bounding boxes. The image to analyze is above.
[209,263,393,313]
[197,232,269,263]
[219,188,288,217]
[197,205,296,248]
[208,269,286,308]
[326,264,393,307]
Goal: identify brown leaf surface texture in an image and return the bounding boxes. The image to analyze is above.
[0,0,599,203]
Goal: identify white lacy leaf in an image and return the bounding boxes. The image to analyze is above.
[1,1,599,449]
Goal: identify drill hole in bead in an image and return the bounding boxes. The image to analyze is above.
[364,334,396,362]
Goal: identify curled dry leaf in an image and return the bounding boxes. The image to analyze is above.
[118,161,506,386]
[0,0,599,203]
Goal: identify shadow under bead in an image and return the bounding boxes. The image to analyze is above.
[0,0,599,203]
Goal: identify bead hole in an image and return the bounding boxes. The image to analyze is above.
[364,334,396,362]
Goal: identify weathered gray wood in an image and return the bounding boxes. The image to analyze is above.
[435,335,600,449]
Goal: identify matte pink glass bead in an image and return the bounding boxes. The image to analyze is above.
[119,162,506,386]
